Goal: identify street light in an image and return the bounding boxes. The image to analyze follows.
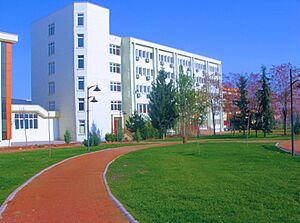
[87,85,101,153]
[290,68,300,156]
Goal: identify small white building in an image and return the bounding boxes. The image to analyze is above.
[10,104,59,144]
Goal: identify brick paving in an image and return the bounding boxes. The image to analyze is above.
[0,142,178,223]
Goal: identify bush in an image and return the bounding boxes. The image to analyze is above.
[105,133,116,142]
[133,129,142,142]
[64,130,71,144]
[117,128,124,142]
[294,116,300,134]
[83,132,101,147]
[141,121,159,139]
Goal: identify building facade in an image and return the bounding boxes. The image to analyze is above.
[0,32,18,146]
[31,2,223,142]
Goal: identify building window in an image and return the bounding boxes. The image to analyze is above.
[111,101,122,111]
[78,76,84,90]
[109,63,121,73]
[78,98,85,111]
[15,113,38,129]
[109,44,120,55]
[49,101,55,111]
[79,120,85,134]
[77,34,84,48]
[48,62,55,75]
[78,13,84,26]
[110,81,121,92]
[48,42,55,56]
[137,103,149,113]
[78,55,84,69]
[48,82,55,95]
[48,23,55,36]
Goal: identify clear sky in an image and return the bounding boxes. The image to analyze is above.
[0,0,299,100]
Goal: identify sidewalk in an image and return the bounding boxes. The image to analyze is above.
[278,140,300,155]
[0,142,178,223]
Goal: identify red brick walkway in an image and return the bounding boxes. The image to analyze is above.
[0,142,178,223]
[278,140,300,155]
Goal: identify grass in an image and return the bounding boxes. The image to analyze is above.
[145,130,300,143]
[107,142,300,223]
[0,143,135,205]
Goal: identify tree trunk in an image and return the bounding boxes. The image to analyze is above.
[255,129,258,137]
[211,108,216,136]
[283,108,287,135]
[183,118,187,144]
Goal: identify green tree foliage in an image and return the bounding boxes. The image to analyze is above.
[235,75,249,135]
[256,66,274,137]
[294,115,300,134]
[141,120,159,139]
[149,70,178,138]
[133,129,142,142]
[195,90,208,137]
[83,122,101,146]
[176,66,197,143]
[64,130,71,144]
[126,111,145,134]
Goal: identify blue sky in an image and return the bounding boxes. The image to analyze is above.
[0,0,299,99]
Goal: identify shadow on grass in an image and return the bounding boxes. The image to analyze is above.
[262,145,289,154]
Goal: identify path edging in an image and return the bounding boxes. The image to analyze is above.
[103,155,139,223]
[0,148,114,218]
[275,142,300,155]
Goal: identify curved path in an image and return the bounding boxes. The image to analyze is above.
[278,139,300,155]
[0,142,178,223]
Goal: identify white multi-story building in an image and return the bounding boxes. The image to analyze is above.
[32,2,223,142]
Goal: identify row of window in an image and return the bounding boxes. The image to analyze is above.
[48,42,55,56]
[159,55,174,64]
[111,101,122,111]
[48,23,55,36]
[110,63,121,73]
[209,66,219,72]
[136,67,154,76]
[49,82,55,95]
[109,44,121,56]
[137,103,149,114]
[110,81,121,92]
[15,113,38,130]
[135,49,153,59]
[136,85,151,94]
[48,62,55,75]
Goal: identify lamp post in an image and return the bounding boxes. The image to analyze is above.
[290,68,300,156]
[87,85,101,153]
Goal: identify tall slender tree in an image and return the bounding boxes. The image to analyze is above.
[149,70,177,138]
[176,65,197,143]
[235,75,249,135]
[257,66,274,137]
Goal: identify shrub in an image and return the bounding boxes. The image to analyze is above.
[141,121,159,139]
[105,133,116,142]
[133,129,142,142]
[83,132,101,147]
[64,130,71,144]
[117,128,124,142]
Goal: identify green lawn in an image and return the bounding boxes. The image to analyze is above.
[144,131,300,143]
[107,142,300,223]
[0,144,134,205]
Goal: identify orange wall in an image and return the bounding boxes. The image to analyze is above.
[5,43,12,140]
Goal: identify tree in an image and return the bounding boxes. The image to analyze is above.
[176,65,197,143]
[149,70,178,138]
[235,75,249,135]
[270,63,290,135]
[126,111,145,133]
[195,89,208,137]
[256,66,274,137]
[202,71,222,135]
